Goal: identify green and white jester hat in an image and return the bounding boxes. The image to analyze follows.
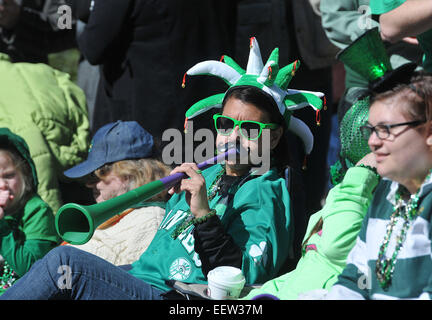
[182,37,326,155]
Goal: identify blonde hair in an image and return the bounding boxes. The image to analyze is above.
[94,158,172,202]
[0,148,34,212]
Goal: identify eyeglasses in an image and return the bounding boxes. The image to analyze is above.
[213,114,279,141]
[360,120,425,140]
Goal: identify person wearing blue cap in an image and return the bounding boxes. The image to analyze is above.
[0,37,307,300]
[62,121,171,266]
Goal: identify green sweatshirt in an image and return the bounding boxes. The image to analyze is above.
[128,163,293,292]
[243,166,379,299]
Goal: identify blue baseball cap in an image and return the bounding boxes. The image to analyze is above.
[64,121,154,178]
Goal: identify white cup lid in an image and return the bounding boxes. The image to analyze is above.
[208,266,245,284]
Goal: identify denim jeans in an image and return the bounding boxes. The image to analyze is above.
[0,246,165,300]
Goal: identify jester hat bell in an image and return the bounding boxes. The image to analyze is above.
[182,37,326,155]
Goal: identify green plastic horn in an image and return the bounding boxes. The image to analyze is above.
[55,180,166,245]
[56,146,238,245]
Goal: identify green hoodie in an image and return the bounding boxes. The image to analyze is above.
[128,164,293,292]
[0,128,59,293]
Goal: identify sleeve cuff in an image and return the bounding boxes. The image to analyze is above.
[343,166,380,192]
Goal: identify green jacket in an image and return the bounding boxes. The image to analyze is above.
[0,53,90,212]
[243,166,379,299]
[328,173,432,299]
[0,128,59,293]
[128,164,293,292]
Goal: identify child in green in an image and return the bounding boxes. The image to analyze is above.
[0,128,59,293]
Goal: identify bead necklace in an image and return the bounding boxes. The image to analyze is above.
[206,166,226,201]
[0,261,17,290]
[170,209,217,239]
[170,166,226,239]
[375,179,427,289]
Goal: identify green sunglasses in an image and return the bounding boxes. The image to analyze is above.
[213,114,279,141]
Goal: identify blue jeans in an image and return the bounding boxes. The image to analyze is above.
[0,246,165,300]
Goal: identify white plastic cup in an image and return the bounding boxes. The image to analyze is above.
[207,266,246,300]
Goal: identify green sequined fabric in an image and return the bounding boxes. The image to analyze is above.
[337,27,392,82]
[339,97,371,165]
[330,97,371,186]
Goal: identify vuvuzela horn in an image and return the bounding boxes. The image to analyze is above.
[55,145,238,245]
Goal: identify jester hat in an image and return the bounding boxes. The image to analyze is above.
[182,37,326,155]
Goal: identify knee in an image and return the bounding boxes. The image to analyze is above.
[46,245,74,257]
[43,245,83,267]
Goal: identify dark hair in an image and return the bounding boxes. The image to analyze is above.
[221,86,292,171]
